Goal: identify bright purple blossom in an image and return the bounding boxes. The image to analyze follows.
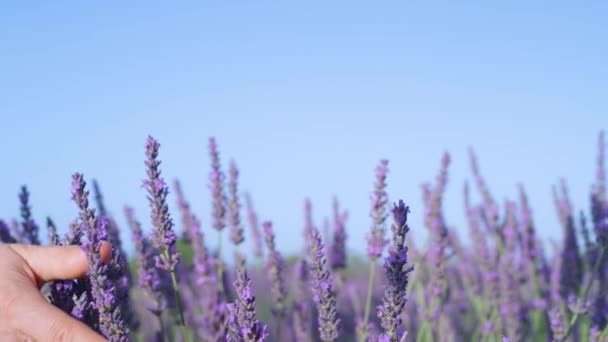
[377,200,414,342]
[72,173,128,341]
[227,252,268,342]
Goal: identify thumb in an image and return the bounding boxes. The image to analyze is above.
[8,242,112,286]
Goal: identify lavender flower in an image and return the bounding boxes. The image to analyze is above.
[46,217,60,246]
[330,197,348,270]
[468,148,499,231]
[209,137,227,232]
[125,206,165,315]
[227,252,268,342]
[19,185,40,245]
[72,173,128,341]
[366,159,389,260]
[308,228,340,341]
[144,136,180,272]
[262,221,287,325]
[244,193,264,260]
[291,258,311,342]
[498,202,522,340]
[553,181,583,300]
[549,307,567,341]
[173,179,194,243]
[303,198,314,252]
[229,161,244,246]
[0,219,17,243]
[189,213,228,341]
[423,152,450,323]
[377,200,414,342]
[92,179,138,330]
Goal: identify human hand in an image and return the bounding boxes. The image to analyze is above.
[0,243,112,341]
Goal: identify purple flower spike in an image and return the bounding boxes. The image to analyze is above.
[377,200,414,342]
[144,136,180,272]
[0,220,17,243]
[19,185,40,245]
[329,197,348,270]
[46,217,60,246]
[308,228,340,342]
[173,179,194,243]
[262,221,287,321]
[422,152,450,323]
[303,198,315,252]
[209,137,227,232]
[244,193,263,259]
[228,252,268,342]
[72,173,128,341]
[291,258,311,342]
[125,206,165,317]
[229,161,244,246]
[366,159,389,260]
[549,307,567,341]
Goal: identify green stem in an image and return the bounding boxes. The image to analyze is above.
[359,262,376,342]
[560,247,605,342]
[162,248,191,342]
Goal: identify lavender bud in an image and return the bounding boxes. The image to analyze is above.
[329,197,348,270]
[0,219,17,243]
[308,228,340,341]
[209,137,227,231]
[366,159,389,260]
[377,200,414,341]
[19,185,40,245]
[144,136,180,272]
[73,173,128,341]
[262,221,287,320]
[229,161,244,245]
[228,252,268,342]
[46,217,60,246]
[244,193,263,259]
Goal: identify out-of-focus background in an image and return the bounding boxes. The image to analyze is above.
[0,2,606,259]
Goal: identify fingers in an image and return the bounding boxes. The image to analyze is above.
[12,292,106,342]
[8,242,111,285]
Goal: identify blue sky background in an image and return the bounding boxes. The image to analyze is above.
[0,2,606,259]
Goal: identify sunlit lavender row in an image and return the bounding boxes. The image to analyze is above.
[1,131,606,342]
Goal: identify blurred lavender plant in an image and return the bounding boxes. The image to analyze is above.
[244,192,264,262]
[19,185,40,245]
[309,228,340,342]
[361,159,389,341]
[229,161,244,246]
[262,221,287,337]
[330,197,348,271]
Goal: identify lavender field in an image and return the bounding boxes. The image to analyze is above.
[0,130,605,342]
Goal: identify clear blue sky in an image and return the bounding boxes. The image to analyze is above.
[1,2,606,259]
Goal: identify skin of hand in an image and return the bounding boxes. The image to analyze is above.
[0,242,112,342]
